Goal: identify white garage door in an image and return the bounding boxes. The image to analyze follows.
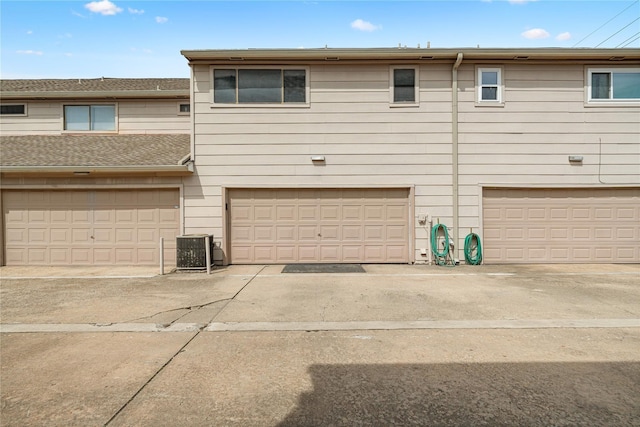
[228,188,410,264]
[483,188,640,263]
[3,189,180,266]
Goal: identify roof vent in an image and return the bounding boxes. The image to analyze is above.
[420,56,434,60]
[514,56,529,60]
[609,56,625,61]
[324,57,340,61]
[228,57,244,61]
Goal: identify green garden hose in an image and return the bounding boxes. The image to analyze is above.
[430,223,450,265]
[464,232,483,265]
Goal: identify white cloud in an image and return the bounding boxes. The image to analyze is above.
[27,30,33,35]
[351,19,381,32]
[17,50,43,56]
[155,16,168,24]
[556,32,572,41]
[509,0,537,4]
[65,53,73,57]
[128,7,144,14]
[84,0,122,16]
[521,28,550,39]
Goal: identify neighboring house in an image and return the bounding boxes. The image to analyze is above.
[0,78,192,266]
[179,47,640,265]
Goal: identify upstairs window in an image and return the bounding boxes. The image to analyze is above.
[178,103,190,115]
[478,68,502,103]
[589,68,640,102]
[1,104,26,115]
[64,105,116,131]
[390,66,419,105]
[213,68,307,105]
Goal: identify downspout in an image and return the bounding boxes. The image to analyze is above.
[452,53,463,263]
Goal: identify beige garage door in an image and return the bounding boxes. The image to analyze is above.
[229,188,410,264]
[3,189,180,266]
[483,188,640,263]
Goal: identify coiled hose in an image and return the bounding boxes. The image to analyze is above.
[464,232,482,265]
[430,223,450,265]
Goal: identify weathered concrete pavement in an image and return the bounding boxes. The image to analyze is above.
[1,264,639,426]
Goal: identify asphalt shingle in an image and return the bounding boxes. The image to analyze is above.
[0,134,190,168]
[0,78,189,93]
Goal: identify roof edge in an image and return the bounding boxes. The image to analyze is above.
[181,47,640,62]
[0,165,193,175]
[0,89,189,100]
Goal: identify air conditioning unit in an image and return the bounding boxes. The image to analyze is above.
[176,234,214,270]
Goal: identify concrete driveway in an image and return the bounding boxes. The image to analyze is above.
[1,264,639,426]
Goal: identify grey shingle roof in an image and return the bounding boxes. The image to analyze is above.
[1,134,190,168]
[1,78,189,93]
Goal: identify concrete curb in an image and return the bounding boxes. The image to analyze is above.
[3,319,640,333]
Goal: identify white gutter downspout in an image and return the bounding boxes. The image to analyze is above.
[452,53,463,263]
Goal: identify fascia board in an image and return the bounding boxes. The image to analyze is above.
[0,90,189,100]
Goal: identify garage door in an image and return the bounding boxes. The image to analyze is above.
[483,188,640,263]
[228,188,410,264]
[3,189,180,266]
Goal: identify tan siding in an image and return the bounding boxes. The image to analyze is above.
[186,61,639,264]
[0,100,189,135]
[119,100,189,133]
[0,101,61,135]
[457,62,640,246]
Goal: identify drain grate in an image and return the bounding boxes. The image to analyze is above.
[282,264,366,273]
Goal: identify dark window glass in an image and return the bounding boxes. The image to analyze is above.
[482,86,498,101]
[239,69,282,103]
[592,73,610,99]
[612,72,640,99]
[214,69,307,104]
[394,69,415,103]
[214,69,237,103]
[0,104,25,115]
[284,70,306,103]
[179,103,190,113]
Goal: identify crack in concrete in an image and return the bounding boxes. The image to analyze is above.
[103,265,266,426]
[124,298,233,325]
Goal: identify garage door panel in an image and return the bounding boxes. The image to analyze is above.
[483,188,640,264]
[71,248,91,264]
[255,226,274,241]
[229,188,409,264]
[320,246,340,262]
[276,246,296,262]
[3,189,180,266]
[50,229,70,244]
[298,246,318,261]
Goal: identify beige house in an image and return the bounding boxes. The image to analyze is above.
[0,78,192,266]
[1,48,639,266]
[180,47,639,265]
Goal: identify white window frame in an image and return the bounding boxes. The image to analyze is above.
[389,66,419,107]
[210,66,310,108]
[587,67,640,105]
[0,104,27,116]
[62,103,118,132]
[177,102,191,115]
[477,67,504,105]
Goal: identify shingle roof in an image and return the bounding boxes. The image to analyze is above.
[1,78,189,93]
[1,134,190,168]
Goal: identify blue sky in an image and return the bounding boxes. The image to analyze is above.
[1,0,639,78]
